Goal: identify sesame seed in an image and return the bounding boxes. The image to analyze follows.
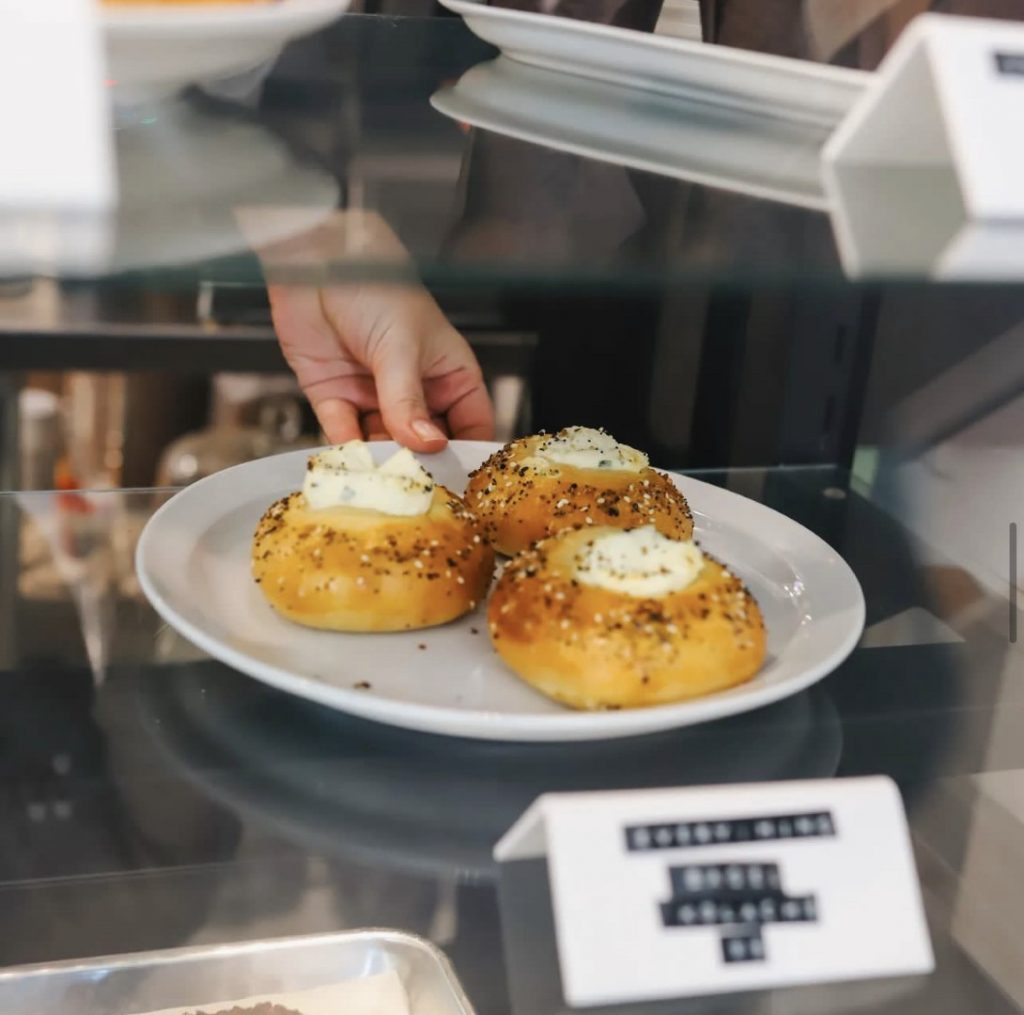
[456,576,465,585]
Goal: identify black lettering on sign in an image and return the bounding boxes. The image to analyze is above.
[722,929,767,964]
[996,52,1024,76]
[625,811,835,852]
[659,862,820,964]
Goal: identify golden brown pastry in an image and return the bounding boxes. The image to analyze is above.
[488,525,766,710]
[252,442,493,632]
[465,427,693,556]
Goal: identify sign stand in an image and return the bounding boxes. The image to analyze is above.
[495,777,933,1009]
[824,13,1024,280]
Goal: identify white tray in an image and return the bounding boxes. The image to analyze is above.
[0,931,474,1015]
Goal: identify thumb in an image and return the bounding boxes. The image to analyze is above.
[371,335,448,452]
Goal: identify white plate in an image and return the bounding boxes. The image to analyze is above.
[432,57,830,212]
[103,0,352,103]
[136,442,864,742]
[438,0,868,128]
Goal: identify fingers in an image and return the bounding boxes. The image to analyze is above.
[422,355,495,442]
[362,411,448,442]
[267,283,379,444]
[272,275,492,451]
[318,284,450,452]
[444,382,495,441]
[315,398,362,445]
[371,334,449,453]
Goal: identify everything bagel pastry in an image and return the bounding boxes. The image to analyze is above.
[488,525,766,710]
[465,426,693,556]
[252,442,493,632]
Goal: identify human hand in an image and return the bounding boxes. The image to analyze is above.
[242,210,494,452]
[269,279,493,451]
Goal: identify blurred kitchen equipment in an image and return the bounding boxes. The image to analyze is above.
[18,388,63,490]
[156,373,317,486]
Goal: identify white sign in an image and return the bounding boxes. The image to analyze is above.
[495,777,933,1008]
[824,13,1024,280]
[0,0,115,211]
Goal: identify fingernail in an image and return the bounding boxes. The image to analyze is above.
[412,419,445,443]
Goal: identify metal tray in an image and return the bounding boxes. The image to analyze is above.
[0,929,475,1015]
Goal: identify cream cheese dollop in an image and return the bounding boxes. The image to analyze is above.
[534,426,647,472]
[302,441,434,516]
[575,526,704,597]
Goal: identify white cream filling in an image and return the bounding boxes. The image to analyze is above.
[302,441,434,516]
[575,526,704,597]
[533,426,647,472]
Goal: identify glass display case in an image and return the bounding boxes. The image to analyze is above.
[1,4,1023,1013]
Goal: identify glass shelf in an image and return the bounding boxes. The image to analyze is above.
[1,468,1021,1011]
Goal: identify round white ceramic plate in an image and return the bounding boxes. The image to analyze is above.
[136,442,865,742]
[437,0,867,129]
[103,0,352,103]
[432,57,829,212]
